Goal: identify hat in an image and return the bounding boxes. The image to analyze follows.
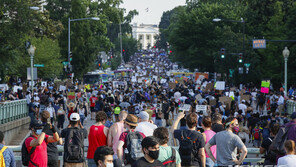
[291,112,296,119]
[70,113,80,121]
[124,114,138,126]
[30,120,43,129]
[69,102,75,108]
[242,100,246,103]
[138,111,149,121]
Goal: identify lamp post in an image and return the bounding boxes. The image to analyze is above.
[283,47,290,95]
[27,45,36,93]
[68,17,100,72]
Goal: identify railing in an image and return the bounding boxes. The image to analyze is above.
[0,99,28,124]
[7,145,264,164]
[286,100,296,115]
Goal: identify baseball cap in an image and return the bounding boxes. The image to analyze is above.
[70,113,80,121]
[29,120,43,129]
[138,111,149,121]
[242,100,246,103]
[291,112,296,119]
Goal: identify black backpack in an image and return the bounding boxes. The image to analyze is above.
[162,147,176,167]
[179,130,196,166]
[21,136,37,166]
[265,137,278,164]
[125,131,144,164]
[64,128,84,163]
[270,124,294,156]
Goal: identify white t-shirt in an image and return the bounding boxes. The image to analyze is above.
[46,106,55,118]
[174,92,181,102]
[135,121,157,137]
[78,108,85,115]
[277,154,296,167]
[238,103,247,115]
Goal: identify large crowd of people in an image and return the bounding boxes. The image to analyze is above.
[1,52,296,167]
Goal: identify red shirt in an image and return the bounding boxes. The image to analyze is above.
[119,130,146,148]
[87,125,107,159]
[25,135,49,167]
[89,97,98,107]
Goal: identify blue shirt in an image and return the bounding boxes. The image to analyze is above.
[0,144,15,167]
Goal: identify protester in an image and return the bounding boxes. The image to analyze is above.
[211,114,224,133]
[171,112,206,167]
[0,131,15,167]
[107,110,128,158]
[135,111,157,136]
[87,111,109,167]
[117,114,146,165]
[205,117,248,166]
[61,113,88,166]
[153,127,181,167]
[25,121,59,167]
[277,140,296,166]
[131,136,163,167]
[94,146,114,167]
[201,116,216,167]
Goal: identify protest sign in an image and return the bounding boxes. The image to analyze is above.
[59,85,66,91]
[215,81,225,90]
[68,92,75,100]
[41,81,47,87]
[169,82,176,89]
[261,81,270,88]
[196,105,208,115]
[13,86,22,93]
[261,87,269,93]
[179,104,191,111]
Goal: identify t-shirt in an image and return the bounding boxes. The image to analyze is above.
[135,122,157,137]
[174,129,205,166]
[25,135,49,167]
[119,130,146,148]
[208,131,245,166]
[158,146,181,165]
[28,102,35,113]
[211,123,224,133]
[89,97,98,107]
[131,157,163,167]
[277,154,296,166]
[44,127,60,160]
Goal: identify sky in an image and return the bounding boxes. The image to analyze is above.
[121,0,186,25]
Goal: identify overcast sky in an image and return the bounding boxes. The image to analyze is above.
[121,0,186,25]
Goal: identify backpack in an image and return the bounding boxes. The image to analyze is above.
[64,128,84,163]
[179,130,196,166]
[265,137,277,163]
[0,146,7,167]
[162,147,176,167]
[125,131,144,164]
[270,125,293,156]
[21,136,37,166]
[253,127,260,140]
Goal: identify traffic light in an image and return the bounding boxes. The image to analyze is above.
[238,53,243,63]
[220,48,225,59]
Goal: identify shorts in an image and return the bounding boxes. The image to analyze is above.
[164,113,169,120]
[90,107,95,112]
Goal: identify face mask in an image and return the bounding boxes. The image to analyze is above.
[148,149,159,160]
[35,129,42,135]
[106,163,114,167]
[232,126,239,134]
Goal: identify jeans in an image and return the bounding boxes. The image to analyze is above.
[206,158,215,167]
[28,112,36,123]
[80,114,85,126]
[88,159,96,167]
[57,115,65,129]
[155,119,162,127]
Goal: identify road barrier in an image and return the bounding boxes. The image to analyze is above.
[7,145,264,164]
[0,99,28,124]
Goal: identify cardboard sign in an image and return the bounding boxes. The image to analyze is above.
[132,76,137,83]
[169,82,176,89]
[160,79,167,84]
[0,84,9,91]
[195,94,203,101]
[66,79,73,88]
[219,96,232,110]
[241,95,251,102]
[209,99,216,106]
[196,105,207,114]
[230,87,236,91]
[205,83,214,92]
[179,104,191,111]
[215,81,225,90]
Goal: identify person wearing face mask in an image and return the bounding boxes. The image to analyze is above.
[132,136,163,167]
[205,117,248,166]
[94,146,119,167]
[24,121,60,167]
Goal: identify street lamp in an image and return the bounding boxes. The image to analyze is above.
[283,46,290,95]
[68,17,100,73]
[27,45,36,93]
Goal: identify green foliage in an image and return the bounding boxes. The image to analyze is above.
[161,0,296,87]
